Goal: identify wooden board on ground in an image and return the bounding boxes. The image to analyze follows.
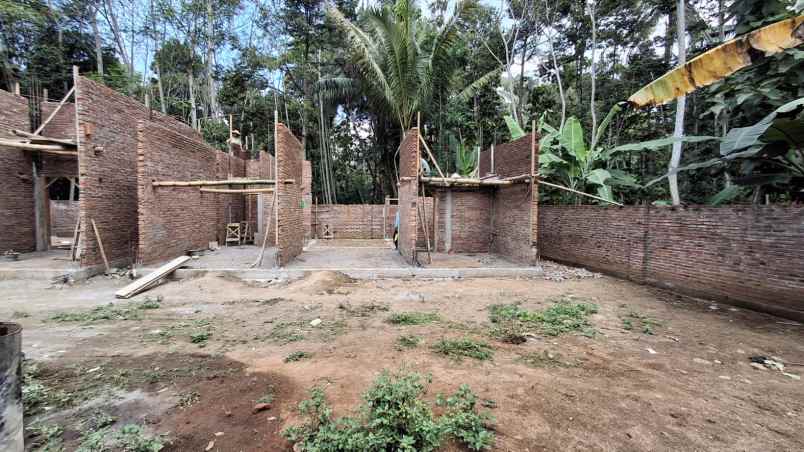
[115,256,191,299]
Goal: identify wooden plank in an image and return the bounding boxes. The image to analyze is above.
[199,187,275,194]
[90,219,110,273]
[33,86,75,135]
[115,256,191,299]
[69,217,80,261]
[251,194,277,268]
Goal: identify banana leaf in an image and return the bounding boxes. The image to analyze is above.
[628,16,804,108]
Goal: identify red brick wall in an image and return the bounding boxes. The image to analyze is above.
[492,184,537,264]
[40,155,77,178]
[275,123,304,266]
[312,204,395,239]
[136,120,219,263]
[479,133,533,178]
[0,89,35,252]
[50,200,78,237]
[40,101,76,140]
[538,205,804,321]
[397,128,419,264]
[435,189,491,253]
[76,75,201,267]
[214,152,246,243]
[246,151,276,247]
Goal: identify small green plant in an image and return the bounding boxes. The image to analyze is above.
[338,301,390,317]
[516,350,571,368]
[77,424,164,452]
[138,296,163,310]
[431,338,494,361]
[257,387,275,405]
[177,391,200,408]
[189,331,211,346]
[621,311,662,335]
[396,334,423,349]
[386,312,440,325]
[268,321,305,344]
[283,370,494,451]
[22,361,73,416]
[285,351,313,363]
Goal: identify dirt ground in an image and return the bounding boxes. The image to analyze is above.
[3,265,803,451]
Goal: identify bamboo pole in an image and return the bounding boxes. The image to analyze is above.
[539,180,623,206]
[151,179,285,187]
[90,219,110,273]
[0,139,76,154]
[33,86,75,135]
[251,193,277,268]
[199,188,275,194]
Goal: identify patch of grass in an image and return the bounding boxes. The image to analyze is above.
[283,370,494,451]
[268,321,305,344]
[488,295,598,338]
[621,311,663,335]
[177,391,200,409]
[26,423,64,451]
[189,331,211,347]
[431,338,494,361]
[396,334,423,349]
[77,424,164,452]
[137,295,163,310]
[516,350,572,368]
[338,301,390,317]
[80,410,117,432]
[257,386,276,404]
[285,351,313,363]
[22,360,73,416]
[49,299,163,323]
[386,311,440,325]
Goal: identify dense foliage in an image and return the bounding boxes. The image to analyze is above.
[1,0,801,204]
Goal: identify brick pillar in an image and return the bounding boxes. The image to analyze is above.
[397,128,419,264]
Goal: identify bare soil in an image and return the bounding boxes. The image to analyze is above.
[4,266,803,451]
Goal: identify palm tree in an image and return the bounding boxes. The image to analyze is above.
[326,0,496,132]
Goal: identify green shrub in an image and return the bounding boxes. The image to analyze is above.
[488,296,598,338]
[431,338,494,361]
[283,370,494,451]
[386,312,440,325]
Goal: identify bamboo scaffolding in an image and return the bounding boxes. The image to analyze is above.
[151,179,292,187]
[199,188,275,194]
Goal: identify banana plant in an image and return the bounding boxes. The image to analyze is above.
[448,132,478,177]
[537,103,636,203]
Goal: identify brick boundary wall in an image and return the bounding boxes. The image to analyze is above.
[313,204,398,239]
[50,200,78,237]
[538,205,804,321]
[136,120,220,264]
[492,183,537,264]
[76,75,202,268]
[397,128,419,264]
[0,89,35,252]
[274,123,304,266]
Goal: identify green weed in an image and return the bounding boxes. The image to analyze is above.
[516,350,571,368]
[189,331,211,346]
[488,295,599,338]
[338,301,389,317]
[431,338,494,361]
[283,370,494,451]
[285,351,313,363]
[621,311,662,335]
[49,299,162,323]
[177,391,200,409]
[26,423,64,451]
[396,334,423,349]
[22,361,73,416]
[386,312,440,325]
[76,424,164,452]
[268,321,305,344]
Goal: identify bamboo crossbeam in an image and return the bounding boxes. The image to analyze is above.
[539,180,624,206]
[0,138,75,152]
[199,188,275,194]
[419,176,517,186]
[152,179,293,187]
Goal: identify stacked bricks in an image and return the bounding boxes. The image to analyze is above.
[538,205,804,321]
[478,133,533,178]
[136,120,219,264]
[76,76,201,268]
[397,128,419,264]
[40,101,76,140]
[313,204,396,239]
[0,89,35,252]
[274,123,304,266]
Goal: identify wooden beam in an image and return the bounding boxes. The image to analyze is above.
[70,218,80,261]
[199,188,275,194]
[115,256,191,299]
[539,179,624,206]
[33,85,75,136]
[12,130,76,146]
[90,219,110,273]
[0,138,76,153]
[151,178,288,187]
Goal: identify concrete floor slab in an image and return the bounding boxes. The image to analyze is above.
[0,249,84,280]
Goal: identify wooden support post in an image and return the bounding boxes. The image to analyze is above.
[33,86,75,136]
[70,218,81,261]
[13,81,20,96]
[91,219,110,273]
[32,165,49,251]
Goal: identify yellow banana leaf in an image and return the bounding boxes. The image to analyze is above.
[629,15,804,108]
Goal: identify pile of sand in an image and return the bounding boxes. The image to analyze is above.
[287,270,355,294]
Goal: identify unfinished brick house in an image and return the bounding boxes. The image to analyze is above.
[0,69,311,275]
[397,128,539,266]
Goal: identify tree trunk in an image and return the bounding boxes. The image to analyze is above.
[92,9,103,77]
[188,71,198,130]
[588,1,598,153]
[668,0,686,205]
[103,0,132,72]
[156,60,166,114]
[205,0,218,117]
